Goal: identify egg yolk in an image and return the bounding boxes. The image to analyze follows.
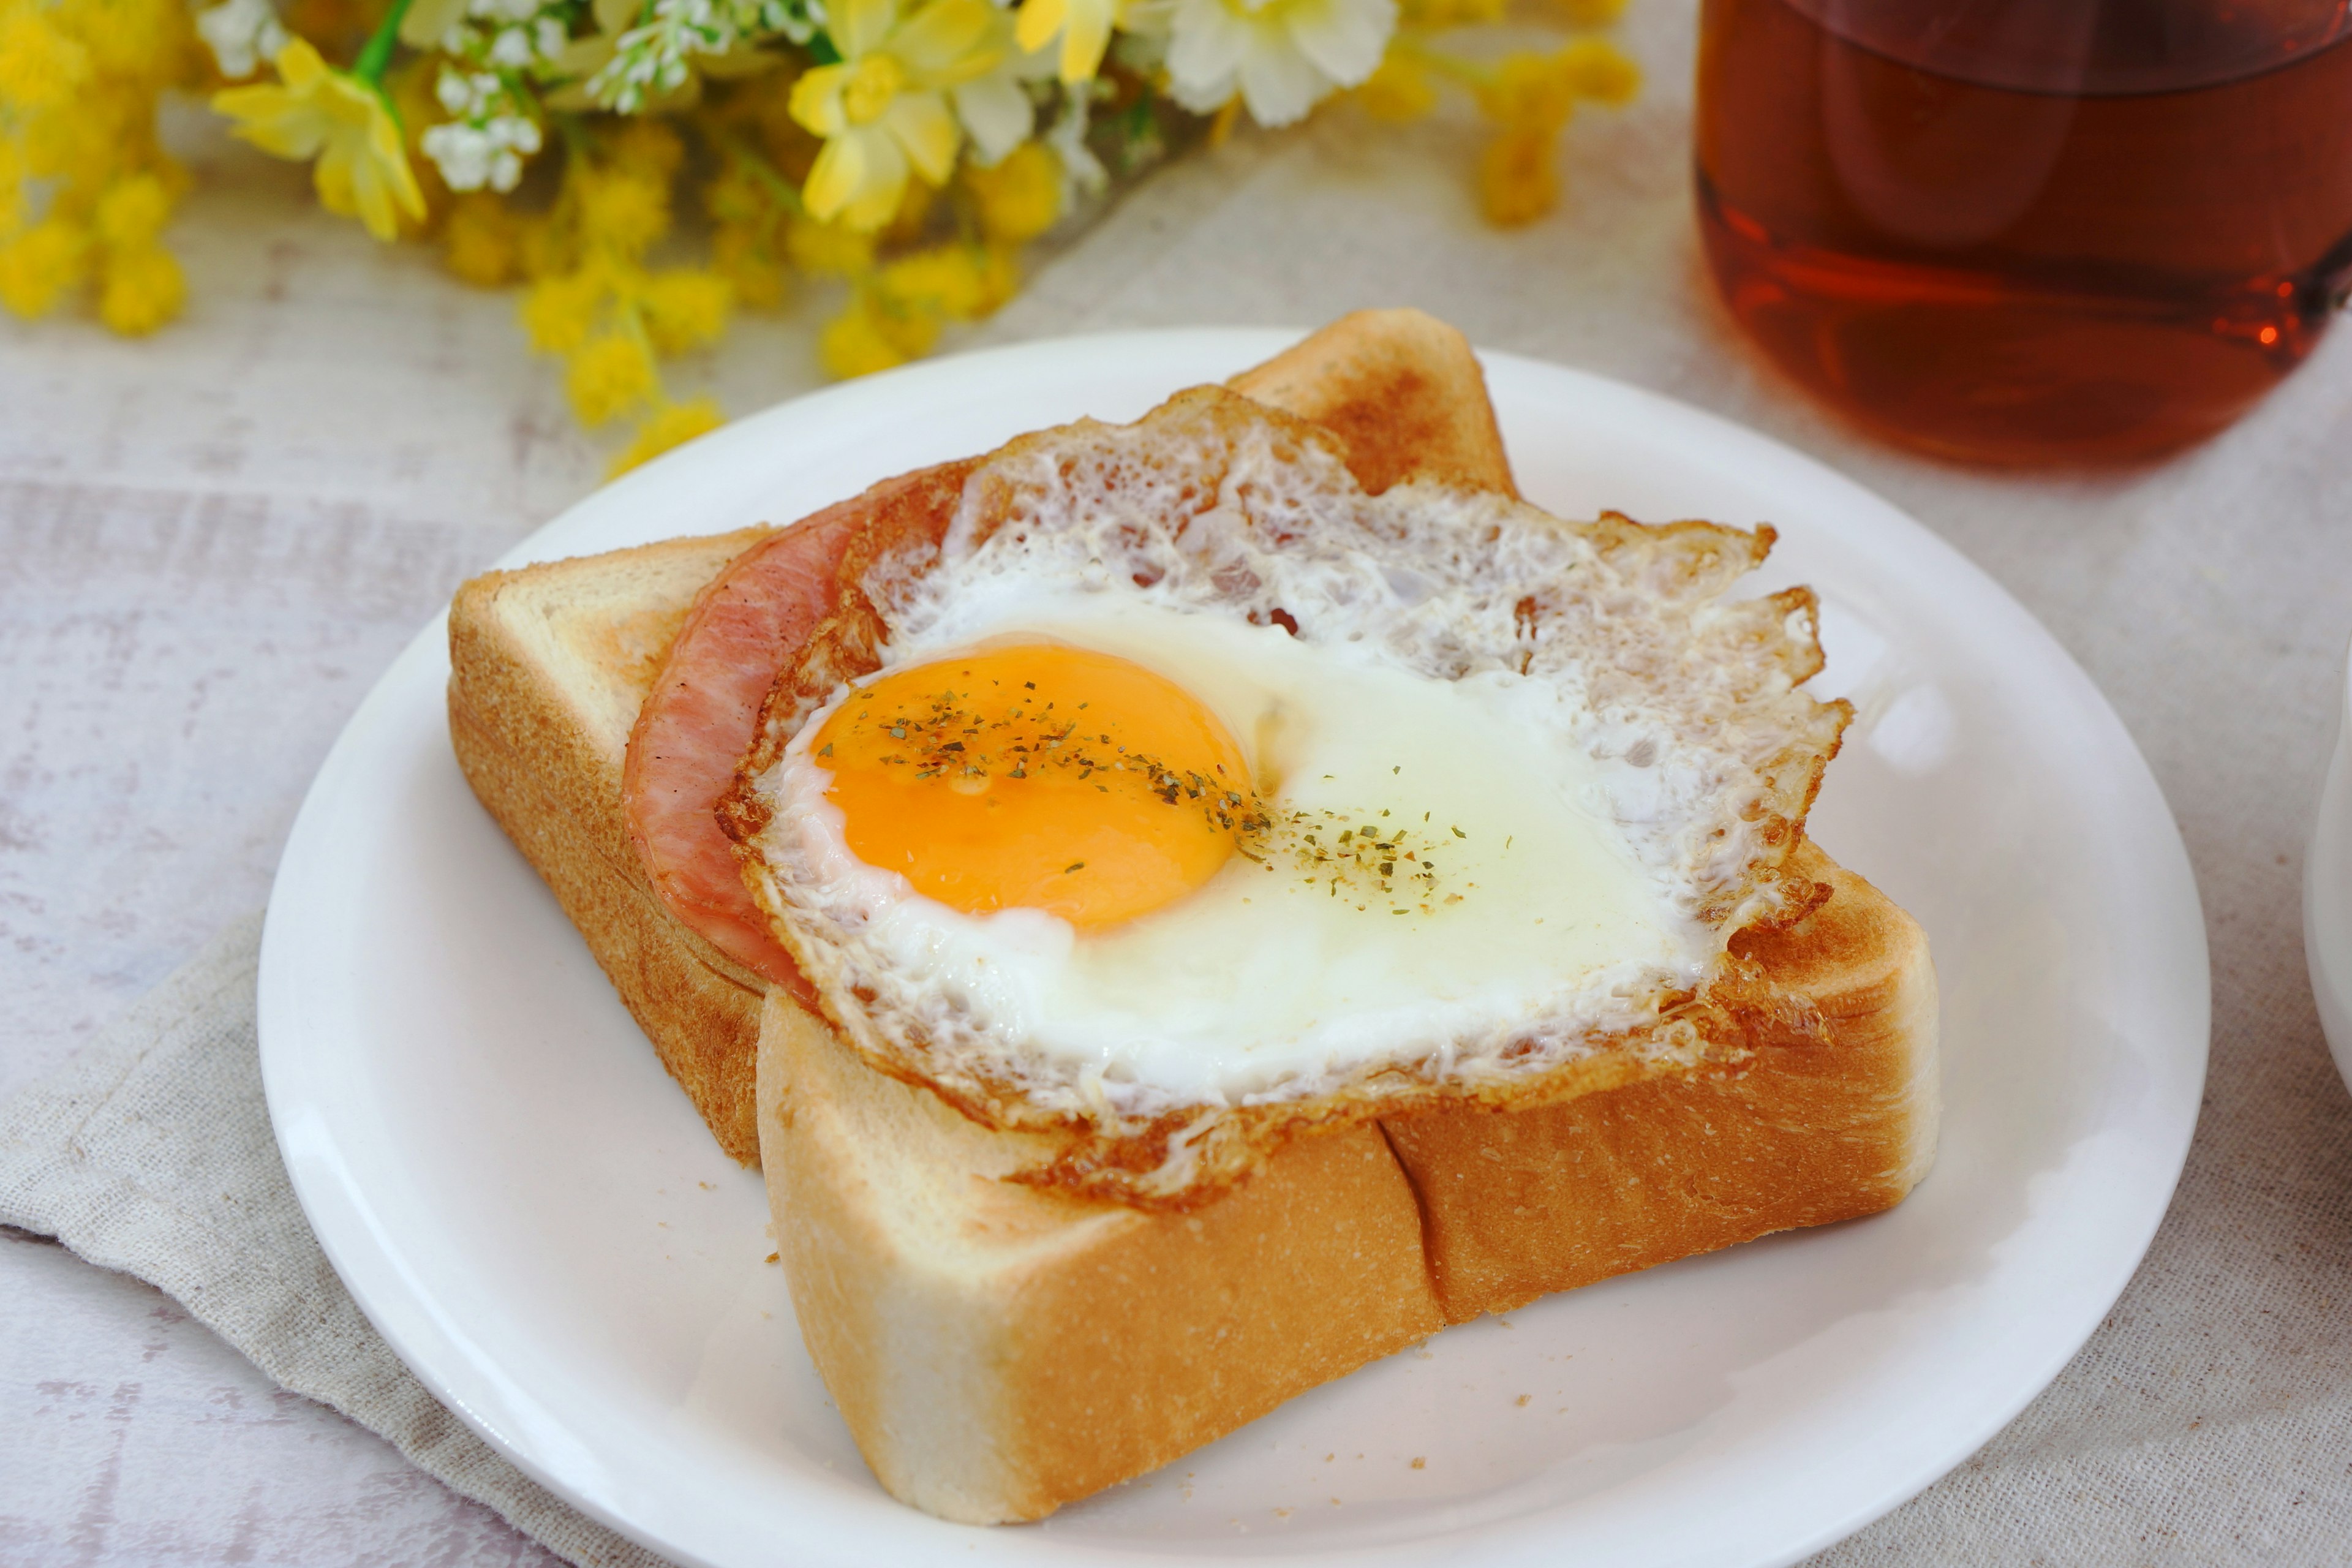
[810,645,1262,928]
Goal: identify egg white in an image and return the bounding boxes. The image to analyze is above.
[760,586,1714,1106]
[741,394,1828,1140]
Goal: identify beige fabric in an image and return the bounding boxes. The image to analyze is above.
[0,918,672,1568]
[4,0,2349,1561]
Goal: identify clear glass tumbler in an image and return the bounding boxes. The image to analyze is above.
[1696,0,2352,465]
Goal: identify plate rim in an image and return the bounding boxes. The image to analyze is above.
[258,326,2211,1568]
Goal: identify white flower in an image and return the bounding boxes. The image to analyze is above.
[421,115,545,192]
[587,0,800,112]
[1042,86,1107,195]
[196,0,290,80]
[436,68,498,116]
[952,23,1056,165]
[1153,0,1393,127]
[488,24,538,66]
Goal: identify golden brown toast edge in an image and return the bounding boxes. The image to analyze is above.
[1381,843,1940,1322]
[1229,307,1520,498]
[448,531,772,1163]
[441,313,1939,1520]
[758,997,1445,1522]
[756,844,1936,1521]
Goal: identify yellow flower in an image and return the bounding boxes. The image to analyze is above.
[1355,52,1435,123]
[1479,43,1639,132]
[1480,50,1577,134]
[969,244,1019,314]
[1013,0,1125,84]
[820,297,922,379]
[962,140,1061,243]
[1554,37,1640,105]
[213,39,424,241]
[566,330,658,426]
[608,398,726,479]
[639,268,732,354]
[521,267,609,354]
[878,244,997,320]
[790,0,1005,230]
[518,210,571,279]
[821,242,1012,382]
[1478,123,1556,226]
[0,216,89,318]
[1550,0,1627,26]
[443,192,524,287]
[82,0,197,86]
[94,173,172,249]
[97,243,184,334]
[786,216,878,278]
[1397,0,1502,24]
[575,167,671,257]
[0,6,91,111]
[712,222,790,309]
[882,171,941,241]
[607,119,687,183]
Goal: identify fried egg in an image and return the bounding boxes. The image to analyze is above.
[734,390,1844,1199]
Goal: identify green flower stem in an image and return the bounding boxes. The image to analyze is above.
[354,0,418,86]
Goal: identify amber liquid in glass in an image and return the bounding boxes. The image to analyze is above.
[1697,0,2352,464]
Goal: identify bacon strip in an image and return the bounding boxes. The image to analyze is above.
[622,462,974,1003]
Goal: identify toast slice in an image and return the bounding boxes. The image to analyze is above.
[756,841,1934,1521]
[447,309,1939,1522]
[452,530,775,1161]
[447,309,1521,1164]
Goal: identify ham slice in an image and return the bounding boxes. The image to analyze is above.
[622,462,974,1003]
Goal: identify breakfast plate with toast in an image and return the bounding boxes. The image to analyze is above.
[258,314,2207,1567]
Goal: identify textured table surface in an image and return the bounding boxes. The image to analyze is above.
[7,2,2352,1562]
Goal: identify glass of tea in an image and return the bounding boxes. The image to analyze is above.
[1695,0,2352,466]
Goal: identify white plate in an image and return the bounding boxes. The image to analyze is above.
[2302,637,2352,1096]
[259,331,2209,1568]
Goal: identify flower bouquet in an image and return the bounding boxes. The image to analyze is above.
[0,0,1637,472]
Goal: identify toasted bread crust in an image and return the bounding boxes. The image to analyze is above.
[448,531,772,1163]
[757,840,1936,1520]
[1380,843,1939,1321]
[1227,308,1518,497]
[760,994,1446,1523]
[444,311,1939,1525]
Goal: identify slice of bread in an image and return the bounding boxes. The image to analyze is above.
[445,307,1521,1166]
[1227,307,1520,497]
[757,997,1447,1523]
[447,309,1939,1523]
[450,529,772,1161]
[758,842,1935,1521]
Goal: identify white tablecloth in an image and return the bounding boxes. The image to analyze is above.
[5,4,2350,1561]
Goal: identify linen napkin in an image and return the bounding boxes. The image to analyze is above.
[0,916,671,1568]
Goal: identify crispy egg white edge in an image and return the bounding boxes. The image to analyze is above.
[737,408,1819,1126]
